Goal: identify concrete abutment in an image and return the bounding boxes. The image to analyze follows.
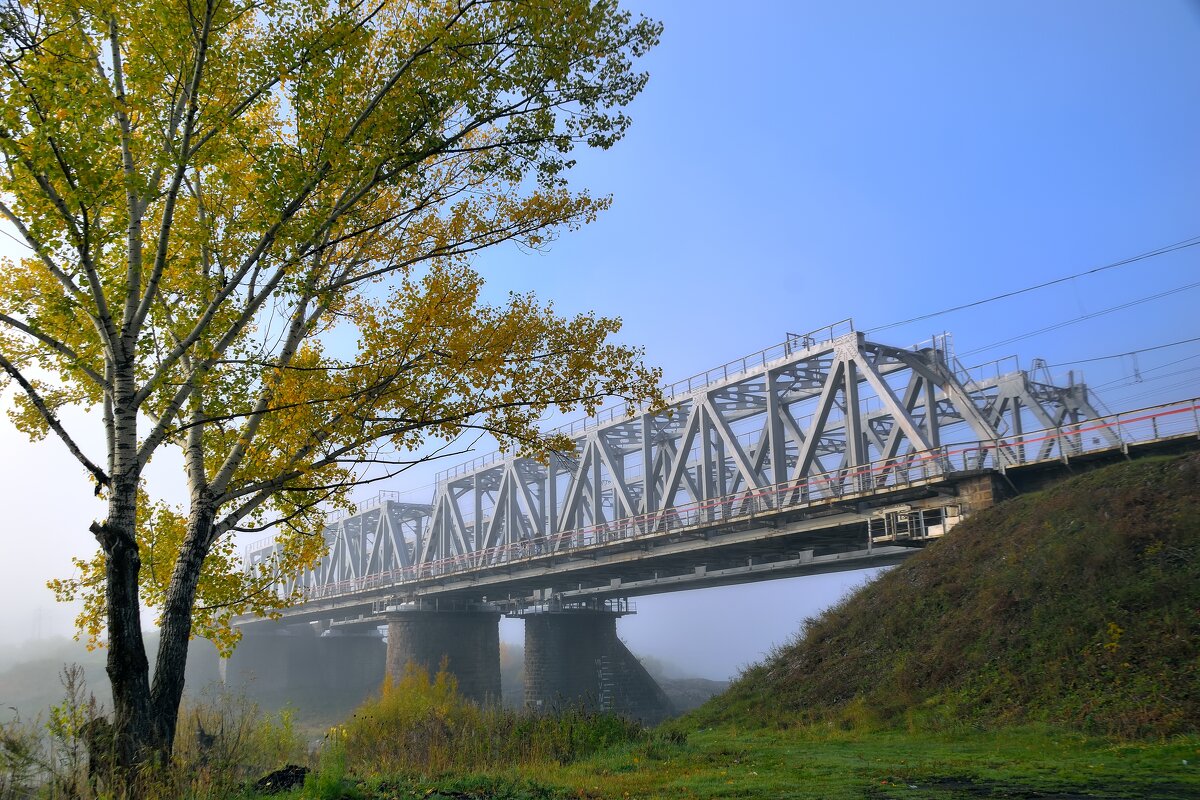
[956,472,1013,516]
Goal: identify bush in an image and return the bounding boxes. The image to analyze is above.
[165,687,306,798]
[336,662,645,777]
[0,711,41,800]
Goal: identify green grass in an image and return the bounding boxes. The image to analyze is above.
[543,725,1200,799]
[250,725,1200,799]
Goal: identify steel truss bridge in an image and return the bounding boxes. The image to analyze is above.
[244,321,1200,621]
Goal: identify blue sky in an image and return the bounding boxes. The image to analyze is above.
[472,0,1200,676]
[1,1,1196,676]
[484,0,1199,394]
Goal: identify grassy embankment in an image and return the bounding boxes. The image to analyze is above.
[692,451,1200,737]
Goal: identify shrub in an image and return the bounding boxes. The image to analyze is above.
[336,662,644,777]
[0,711,41,800]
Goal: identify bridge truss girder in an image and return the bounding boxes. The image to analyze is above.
[254,501,430,598]
[415,330,1107,567]
[247,328,1110,592]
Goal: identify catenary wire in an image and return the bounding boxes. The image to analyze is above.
[956,280,1200,359]
[867,234,1200,334]
[1105,373,1200,405]
[1091,355,1200,391]
[1044,336,1200,367]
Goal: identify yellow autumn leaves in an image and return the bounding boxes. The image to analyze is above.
[2,0,661,653]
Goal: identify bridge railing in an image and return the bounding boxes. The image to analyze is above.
[298,397,1200,602]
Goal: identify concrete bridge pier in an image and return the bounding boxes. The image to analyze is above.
[221,622,386,704]
[522,606,672,724]
[385,606,501,705]
[221,622,321,692]
[316,628,388,693]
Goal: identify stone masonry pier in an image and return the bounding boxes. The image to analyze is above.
[384,607,502,705]
[523,606,672,724]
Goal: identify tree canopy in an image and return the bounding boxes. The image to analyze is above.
[0,0,660,768]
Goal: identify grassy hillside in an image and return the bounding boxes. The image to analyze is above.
[689,452,1200,737]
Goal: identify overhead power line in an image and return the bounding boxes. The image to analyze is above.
[868,234,1200,334]
[1103,369,1200,405]
[957,280,1200,359]
[1045,335,1200,367]
[0,226,31,249]
[1091,353,1200,391]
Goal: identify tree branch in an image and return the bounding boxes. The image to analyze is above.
[0,199,88,304]
[107,13,146,340]
[130,0,215,336]
[0,313,108,386]
[0,352,110,486]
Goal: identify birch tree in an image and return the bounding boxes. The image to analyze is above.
[0,0,661,773]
